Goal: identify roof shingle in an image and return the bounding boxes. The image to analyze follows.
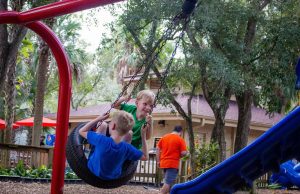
[67,95,283,126]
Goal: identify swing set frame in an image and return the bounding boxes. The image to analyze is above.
[0,1,124,194]
[0,0,197,193]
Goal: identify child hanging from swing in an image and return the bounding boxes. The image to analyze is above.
[97,89,155,149]
[79,111,148,180]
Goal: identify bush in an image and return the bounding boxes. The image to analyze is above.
[0,160,78,179]
[194,142,220,176]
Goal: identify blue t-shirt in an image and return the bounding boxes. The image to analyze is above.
[87,131,143,180]
[45,134,55,146]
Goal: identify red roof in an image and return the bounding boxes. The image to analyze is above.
[67,95,283,126]
[0,119,20,129]
[15,117,56,127]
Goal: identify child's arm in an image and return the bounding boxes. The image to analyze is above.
[79,114,109,139]
[181,151,189,157]
[112,95,130,109]
[139,126,148,161]
[144,115,153,140]
[156,148,161,167]
[156,139,162,167]
[96,121,108,135]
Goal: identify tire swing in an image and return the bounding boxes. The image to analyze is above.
[66,122,139,188]
[66,0,197,189]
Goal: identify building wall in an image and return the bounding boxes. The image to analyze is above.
[150,121,267,159]
[68,119,267,159]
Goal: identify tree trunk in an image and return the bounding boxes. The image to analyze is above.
[187,83,196,176]
[0,1,29,143]
[233,0,270,153]
[210,110,227,161]
[32,18,55,146]
[0,1,8,91]
[32,38,52,146]
[234,89,253,153]
[151,65,197,174]
[4,54,17,143]
[2,25,28,143]
[126,21,197,173]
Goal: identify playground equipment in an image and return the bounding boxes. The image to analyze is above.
[0,0,196,193]
[1,0,300,193]
[66,123,139,188]
[171,106,300,194]
[171,58,300,194]
[65,0,197,189]
[0,1,124,194]
[270,160,300,189]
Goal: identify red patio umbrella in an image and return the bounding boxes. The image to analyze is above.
[15,117,56,127]
[0,119,20,129]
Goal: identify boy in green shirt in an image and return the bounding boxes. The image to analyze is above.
[97,90,155,149]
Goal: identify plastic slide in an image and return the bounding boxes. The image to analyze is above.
[270,160,300,188]
[171,106,300,194]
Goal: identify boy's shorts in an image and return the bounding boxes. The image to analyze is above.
[163,168,178,185]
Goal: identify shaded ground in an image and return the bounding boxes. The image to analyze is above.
[0,181,300,194]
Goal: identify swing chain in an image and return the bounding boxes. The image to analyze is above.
[102,0,197,118]
[153,17,190,107]
[103,13,186,117]
[127,13,185,101]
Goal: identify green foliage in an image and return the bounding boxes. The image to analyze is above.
[0,161,77,179]
[28,165,52,178]
[267,183,282,190]
[19,38,34,59]
[65,168,78,179]
[193,142,220,176]
[0,166,13,176]
[14,160,27,177]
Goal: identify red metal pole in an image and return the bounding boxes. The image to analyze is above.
[0,1,124,193]
[0,12,72,194]
[25,22,72,194]
[18,0,124,23]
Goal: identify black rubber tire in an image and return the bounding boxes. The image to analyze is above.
[66,123,138,189]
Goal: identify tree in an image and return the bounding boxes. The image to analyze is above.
[256,0,300,114]
[31,17,56,146]
[232,0,272,153]
[190,0,300,153]
[179,0,243,161]
[117,0,199,173]
[233,0,300,152]
[0,1,29,143]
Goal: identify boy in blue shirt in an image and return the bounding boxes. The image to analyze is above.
[79,111,148,180]
[97,90,155,149]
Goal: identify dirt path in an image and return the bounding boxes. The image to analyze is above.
[0,181,300,194]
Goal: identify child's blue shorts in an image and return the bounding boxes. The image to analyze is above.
[163,168,178,185]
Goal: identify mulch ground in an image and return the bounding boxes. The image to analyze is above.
[0,181,300,194]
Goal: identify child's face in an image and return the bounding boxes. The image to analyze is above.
[136,97,154,117]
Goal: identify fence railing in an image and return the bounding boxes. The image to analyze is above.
[256,172,271,188]
[0,143,271,189]
[132,153,159,185]
[0,143,53,168]
[132,153,189,186]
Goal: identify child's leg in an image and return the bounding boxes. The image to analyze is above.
[96,121,108,135]
[122,130,133,143]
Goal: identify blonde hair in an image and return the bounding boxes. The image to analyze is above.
[136,90,155,104]
[111,111,135,136]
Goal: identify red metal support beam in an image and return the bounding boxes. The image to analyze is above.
[1,0,124,24]
[0,1,125,193]
[0,12,72,194]
[26,22,72,194]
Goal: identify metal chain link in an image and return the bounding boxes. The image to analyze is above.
[98,7,195,125]
[153,17,190,107]
[101,13,185,117]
